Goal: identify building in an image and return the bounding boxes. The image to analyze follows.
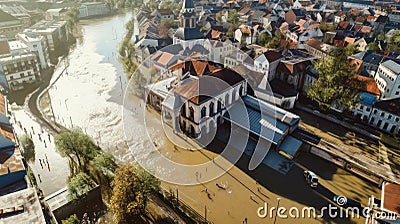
[173,0,204,48]
[0,38,39,90]
[152,9,174,21]
[349,50,383,77]
[368,98,400,134]
[285,9,306,24]
[285,23,323,49]
[145,59,303,172]
[45,8,68,21]
[16,31,50,69]
[374,60,400,99]
[304,38,335,59]
[79,2,111,19]
[29,20,67,57]
[0,9,23,39]
[253,50,283,81]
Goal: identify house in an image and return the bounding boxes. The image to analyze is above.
[349,50,383,77]
[151,50,181,75]
[234,26,257,44]
[78,2,111,19]
[152,9,174,21]
[285,9,306,24]
[388,10,400,24]
[0,9,23,39]
[366,182,400,223]
[0,38,40,90]
[353,37,374,51]
[304,38,335,58]
[253,50,283,81]
[374,60,400,99]
[334,11,347,23]
[275,50,313,91]
[285,23,323,49]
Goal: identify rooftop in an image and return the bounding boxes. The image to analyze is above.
[374,97,400,116]
[0,188,45,223]
[381,60,400,74]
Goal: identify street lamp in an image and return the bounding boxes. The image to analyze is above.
[274,198,281,224]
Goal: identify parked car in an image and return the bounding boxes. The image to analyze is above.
[333,195,362,208]
[303,170,318,188]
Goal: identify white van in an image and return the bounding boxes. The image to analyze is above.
[304,170,318,188]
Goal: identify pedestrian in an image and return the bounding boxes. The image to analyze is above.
[38,174,42,183]
[245,217,248,224]
[39,159,43,169]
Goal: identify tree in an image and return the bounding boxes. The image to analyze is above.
[68,172,96,200]
[62,214,80,224]
[307,48,366,111]
[386,30,400,52]
[366,42,380,53]
[344,44,357,56]
[265,30,284,49]
[65,7,80,41]
[227,10,240,26]
[146,0,158,11]
[19,134,35,163]
[257,32,271,46]
[55,129,100,174]
[92,152,117,179]
[110,164,160,223]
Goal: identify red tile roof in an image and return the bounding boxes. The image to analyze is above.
[383,183,400,215]
[354,75,380,96]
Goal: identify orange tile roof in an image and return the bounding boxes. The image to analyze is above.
[0,94,5,116]
[355,75,380,96]
[383,183,400,215]
[360,26,372,33]
[211,30,222,39]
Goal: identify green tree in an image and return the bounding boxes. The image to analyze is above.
[19,134,35,163]
[227,10,240,26]
[307,48,366,111]
[55,129,100,174]
[65,7,80,41]
[344,44,357,56]
[62,214,80,224]
[366,42,380,53]
[386,30,400,52]
[265,30,284,49]
[257,32,271,46]
[110,164,160,223]
[68,172,96,200]
[147,0,158,11]
[92,152,117,179]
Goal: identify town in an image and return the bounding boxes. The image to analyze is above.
[0,0,399,223]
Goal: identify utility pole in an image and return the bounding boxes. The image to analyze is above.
[274,198,281,224]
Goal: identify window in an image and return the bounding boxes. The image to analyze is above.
[366,107,371,112]
[10,76,13,80]
[20,73,24,77]
[381,112,385,117]
[360,105,364,110]
[388,115,392,120]
[396,117,399,122]
[373,110,377,114]
[396,91,399,95]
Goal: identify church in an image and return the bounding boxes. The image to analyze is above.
[173,0,204,49]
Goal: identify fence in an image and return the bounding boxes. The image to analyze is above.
[159,186,214,224]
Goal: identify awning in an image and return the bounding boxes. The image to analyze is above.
[278,135,302,159]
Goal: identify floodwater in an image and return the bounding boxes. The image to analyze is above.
[11,12,136,196]
[48,12,135,162]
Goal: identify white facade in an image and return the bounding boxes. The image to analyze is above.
[374,60,400,99]
[16,32,49,69]
[286,28,323,49]
[0,53,38,90]
[254,53,282,81]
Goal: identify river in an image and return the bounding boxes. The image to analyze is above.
[11,12,136,196]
